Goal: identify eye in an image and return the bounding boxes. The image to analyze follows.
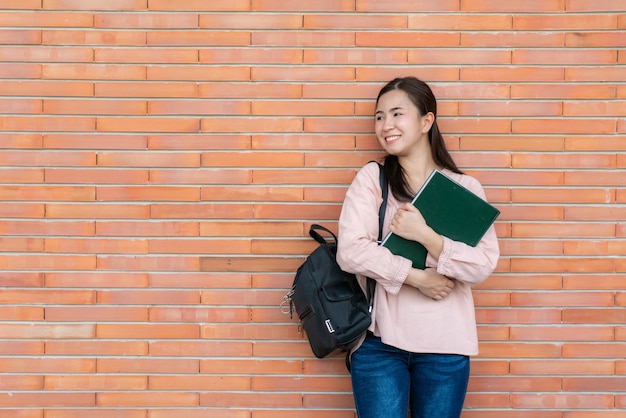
[393,111,402,117]
[375,115,384,121]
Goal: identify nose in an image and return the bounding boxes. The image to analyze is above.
[382,116,394,131]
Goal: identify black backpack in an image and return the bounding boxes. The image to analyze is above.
[282,163,388,359]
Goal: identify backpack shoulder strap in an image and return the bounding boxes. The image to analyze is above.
[366,162,388,309]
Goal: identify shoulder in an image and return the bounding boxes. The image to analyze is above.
[352,160,382,187]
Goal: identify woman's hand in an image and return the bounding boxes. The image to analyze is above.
[405,267,455,301]
[390,203,444,261]
[389,203,429,242]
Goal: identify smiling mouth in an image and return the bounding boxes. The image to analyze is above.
[385,135,401,142]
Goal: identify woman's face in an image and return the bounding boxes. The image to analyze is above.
[374,89,432,157]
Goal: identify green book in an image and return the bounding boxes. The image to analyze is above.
[381,170,500,269]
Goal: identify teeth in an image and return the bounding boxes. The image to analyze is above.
[386,135,400,142]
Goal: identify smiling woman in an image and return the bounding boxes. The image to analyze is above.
[337,77,500,418]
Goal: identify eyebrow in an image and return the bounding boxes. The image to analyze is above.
[375,106,404,115]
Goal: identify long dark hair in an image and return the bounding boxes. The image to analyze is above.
[376,76,463,201]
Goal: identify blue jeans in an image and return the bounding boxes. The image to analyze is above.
[350,333,470,418]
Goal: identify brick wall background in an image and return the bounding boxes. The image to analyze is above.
[0,1,624,417]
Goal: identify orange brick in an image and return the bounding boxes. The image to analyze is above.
[150,375,250,391]
[46,272,148,288]
[148,30,250,47]
[150,306,250,323]
[46,169,148,184]
[0,306,43,321]
[43,63,146,80]
[0,392,94,407]
[97,391,198,407]
[42,29,146,45]
[150,168,251,185]
[512,83,615,99]
[44,99,146,115]
[0,168,44,183]
[0,237,44,252]
[0,116,96,132]
[97,323,199,339]
[410,13,511,30]
[149,135,250,150]
[511,393,613,409]
[567,66,625,81]
[148,65,250,81]
[149,272,251,289]
[0,62,41,78]
[567,0,626,11]
[357,0,458,12]
[96,255,200,271]
[0,357,95,373]
[358,31,460,47]
[46,203,149,219]
[96,12,198,29]
[95,47,198,64]
[98,151,200,167]
[462,66,565,83]
[0,255,96,271]
[149,99,249,115]
[0,97,41,113]
[200,48,303,65]
[464,0,565,11]
[149,0,249,11]
[96,186,200,201]
[201,392,302,408]
[45,375,147,390]
[45,340,147,356]
[148,238,250,254]
[202,13,301,29]
[462,32,564,47]
[202,117,303,134]
[409,49,511,65]
[0,11,94,27]
[45,306,148,322]
[150,340,252,357]
[514,13,617,30]
[510,324,614,340]
[513,49,617,65]
[305,48,407,65]
[46,410,146,418]
[43,133,148,149]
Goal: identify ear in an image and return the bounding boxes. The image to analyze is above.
[421,112,435,134]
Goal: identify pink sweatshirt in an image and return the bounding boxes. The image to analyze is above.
[337,162,500,356]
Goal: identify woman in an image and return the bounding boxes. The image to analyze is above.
[337,77,500,418]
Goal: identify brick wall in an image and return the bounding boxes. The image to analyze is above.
[0,1,624,417]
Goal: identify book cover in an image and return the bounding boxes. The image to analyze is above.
[381,170,500,269]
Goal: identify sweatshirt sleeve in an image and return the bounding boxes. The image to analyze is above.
[424,174,500,285]
[336,163,412,295]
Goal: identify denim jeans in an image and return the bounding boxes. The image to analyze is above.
[350,332,470,418]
